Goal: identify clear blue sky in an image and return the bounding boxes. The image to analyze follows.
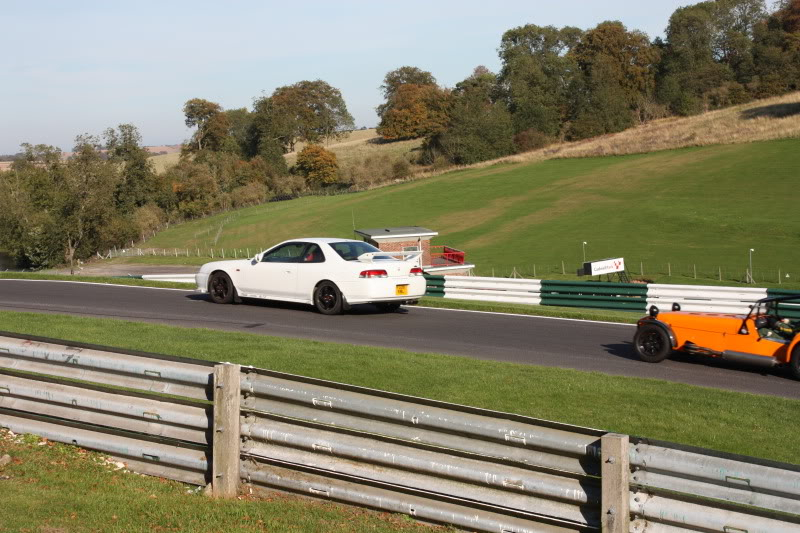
[1,0,693,154]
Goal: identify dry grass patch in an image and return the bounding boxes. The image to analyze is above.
[149,151,181,174]
[508,91,800,163]
[285,129,422,168]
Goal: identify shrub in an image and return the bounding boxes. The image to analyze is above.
[513,129,552,153]
[231,181,268,207]
[295,144,339,185]
[133,203,166,238]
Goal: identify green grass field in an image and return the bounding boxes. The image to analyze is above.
[124,138,800,286]
[1,311,797,464]
[0,431,435,532]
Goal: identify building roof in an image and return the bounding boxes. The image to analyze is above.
[354,226,438,240]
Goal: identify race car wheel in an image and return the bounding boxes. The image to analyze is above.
[209,272,235,304]
[314,281,343,315]
[789,346,800,380]
[634,324,671,363]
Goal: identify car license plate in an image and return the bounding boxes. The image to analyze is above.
[395,284,408,296]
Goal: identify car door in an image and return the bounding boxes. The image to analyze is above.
[239,242,305,300]
[295,243,328,301]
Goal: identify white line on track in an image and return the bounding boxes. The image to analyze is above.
[1,279,637,326]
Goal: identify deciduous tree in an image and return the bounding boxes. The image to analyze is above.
[269,80,354,148]
[183,98,229,152]
[376,84,451,140]
[295,144,339,185]
[498,24,583,137]
[376,66,438,121]
[104,124,158,212]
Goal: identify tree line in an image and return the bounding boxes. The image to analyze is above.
[0,0,797,271]
[377,0,799,164]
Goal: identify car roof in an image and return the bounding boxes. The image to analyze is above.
[288,237,364,245]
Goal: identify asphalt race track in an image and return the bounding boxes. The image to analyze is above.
[0,279,797,399]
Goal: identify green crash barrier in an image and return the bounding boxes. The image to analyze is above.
[768,289,800,319]
[423,274,446,297]
[540,280,647,312]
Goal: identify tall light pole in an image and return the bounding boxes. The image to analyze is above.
[749,248,755,284]
[582,242,587,263]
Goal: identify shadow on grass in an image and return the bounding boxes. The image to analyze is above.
[740,102,800,120]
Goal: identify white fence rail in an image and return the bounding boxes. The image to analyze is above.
[645,284,769,314]
[141,274,196,284]
[438,275,541,305]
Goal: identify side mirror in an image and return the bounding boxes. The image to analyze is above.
[254,252,263,263]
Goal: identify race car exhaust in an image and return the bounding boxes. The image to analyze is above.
[721,350,777,368]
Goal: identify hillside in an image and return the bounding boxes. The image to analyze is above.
[147,129,423,175]
[508,91,800,164]
[127,135,799,286]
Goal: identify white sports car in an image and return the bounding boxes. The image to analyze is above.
[195,238,426,314]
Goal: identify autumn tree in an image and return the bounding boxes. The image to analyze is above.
[376,66,438,121]
[376,83,451,140]
[295,144,339,185]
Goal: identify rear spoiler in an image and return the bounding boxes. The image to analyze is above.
[356,251,422,263]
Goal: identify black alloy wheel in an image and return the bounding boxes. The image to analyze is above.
[209,272,235,304]
[314,281,343,315]
[633,324,671,363]
[790,346,800,380]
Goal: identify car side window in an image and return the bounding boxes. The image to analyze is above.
[262,242,307,263]
[300,244,325,263]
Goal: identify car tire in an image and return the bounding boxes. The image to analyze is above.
[634,324,672,363]
[377,302,401,313]
[314,281,343,315]
[789,346,800,380]
[209,272,235,304]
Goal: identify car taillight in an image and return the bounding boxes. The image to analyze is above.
[359,269,388,278]
[410,267,423,276]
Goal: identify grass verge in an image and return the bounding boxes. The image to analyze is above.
[0,272,190,289]
[0,310,797,464]
[0,430,436,532]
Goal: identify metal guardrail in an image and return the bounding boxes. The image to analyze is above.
[1,332,799,532]
[0,332,214,486]
[424,275,800,316]
[238,367,603,530]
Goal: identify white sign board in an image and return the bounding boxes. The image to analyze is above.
[588,258,625,276]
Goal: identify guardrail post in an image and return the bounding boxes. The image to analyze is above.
[601,433,630,533]
[212,363,241,498]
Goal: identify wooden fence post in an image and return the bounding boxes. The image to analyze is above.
[212,363,241,498]
[601,433,630,533]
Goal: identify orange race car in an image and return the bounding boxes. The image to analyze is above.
[633,295,800,379]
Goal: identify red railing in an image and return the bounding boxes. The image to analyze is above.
[430,245,466,266]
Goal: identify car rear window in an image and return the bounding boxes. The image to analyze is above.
[330,241,394,261]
